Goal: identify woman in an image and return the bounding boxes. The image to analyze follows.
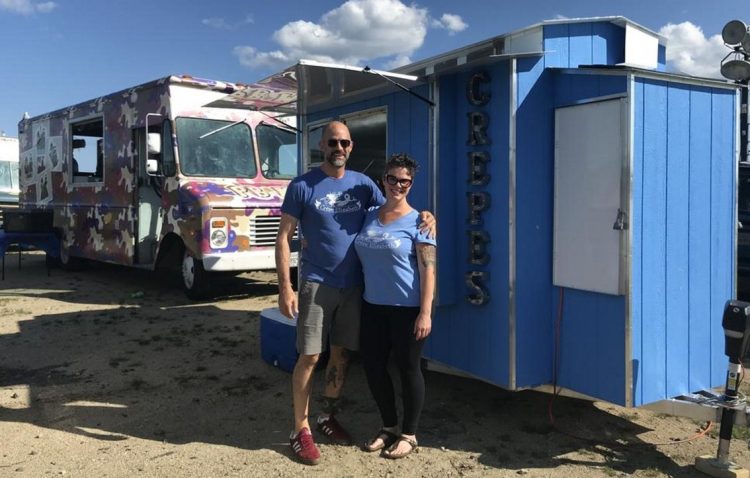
[354,153,437,459]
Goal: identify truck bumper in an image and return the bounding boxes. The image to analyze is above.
[202,250,298,272]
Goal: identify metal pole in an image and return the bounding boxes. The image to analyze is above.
[716,359,742,465]
[741,85,748,163]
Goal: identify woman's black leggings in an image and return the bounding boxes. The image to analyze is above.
[360,300,426,435]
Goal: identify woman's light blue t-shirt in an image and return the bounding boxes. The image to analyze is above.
[354,208,436,307]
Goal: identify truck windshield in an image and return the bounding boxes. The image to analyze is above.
[0,160,18,191]
[257,123,297,179]
[176,117,257,178]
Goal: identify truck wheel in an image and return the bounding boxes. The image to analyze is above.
[58,240,83,271]
[181,250,211,300]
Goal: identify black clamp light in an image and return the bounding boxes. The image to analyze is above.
[720,20,750,164]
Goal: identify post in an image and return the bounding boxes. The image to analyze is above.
[741,85,748,163]
[695,301,750,478]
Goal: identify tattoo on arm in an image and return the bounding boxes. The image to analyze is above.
[418,245,436,268]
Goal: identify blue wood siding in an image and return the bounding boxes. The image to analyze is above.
[549,70,630,403]
[553,72,627,106]
[423,62,511,386]
[544,22,624,68]
[632,79,736,405]
[514,56,555,387]
[657,45,667,71]
[558,290,626,402]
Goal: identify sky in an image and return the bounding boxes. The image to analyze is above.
[0,0,744,138]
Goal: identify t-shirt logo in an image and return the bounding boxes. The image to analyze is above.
[356,229,401,249]
[314,191,362,213]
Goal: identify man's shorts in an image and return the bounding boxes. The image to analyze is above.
[297,280,362,355]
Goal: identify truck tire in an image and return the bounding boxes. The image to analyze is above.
[58,240,84,271]
[181,250,211,300]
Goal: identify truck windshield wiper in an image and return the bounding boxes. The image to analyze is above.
[259,112,301,133]
[199,119,245,139]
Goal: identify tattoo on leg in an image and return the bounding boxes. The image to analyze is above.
[326,366,339,388]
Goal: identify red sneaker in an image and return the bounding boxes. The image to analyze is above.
[290,427,320,465]
[316,415,353,445]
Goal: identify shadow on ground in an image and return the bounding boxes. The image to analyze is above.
[0,253,720,476]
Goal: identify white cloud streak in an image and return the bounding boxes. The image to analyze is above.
[432,13,467,35]
[659,21,727,78]
[0,0,56,14]
[234,0,464,71]
[202,15,254,31]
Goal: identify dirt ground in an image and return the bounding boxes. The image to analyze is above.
[2,252,750,478]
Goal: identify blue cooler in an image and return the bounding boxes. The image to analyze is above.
[260,308,298,372]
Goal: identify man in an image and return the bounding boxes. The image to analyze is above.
[275,121,433,465]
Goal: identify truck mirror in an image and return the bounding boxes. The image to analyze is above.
[146,159,159,174]
[72,139,86,149]
[147,133,162,155]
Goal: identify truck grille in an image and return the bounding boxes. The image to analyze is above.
[250,215,283,247]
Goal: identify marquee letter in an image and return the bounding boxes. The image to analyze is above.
[467,112,490,146]
[466,71,491,106]
[468,230,491,265]
[468,151,491,185]
[465,271,490,305]
[467,192,491,226]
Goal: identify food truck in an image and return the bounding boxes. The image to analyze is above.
[242,16,739,409]
[17,75,298,298]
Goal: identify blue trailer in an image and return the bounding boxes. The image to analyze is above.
[222,16,740,408]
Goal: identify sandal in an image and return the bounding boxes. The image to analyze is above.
[382,435,418,459]
[363,428,399,452]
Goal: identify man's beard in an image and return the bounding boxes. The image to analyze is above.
[326,154,346,167]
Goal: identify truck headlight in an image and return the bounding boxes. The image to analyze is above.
[210,218,229,249]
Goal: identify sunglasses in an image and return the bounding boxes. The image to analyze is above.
[385,174,413,187]
[327,139,352,148]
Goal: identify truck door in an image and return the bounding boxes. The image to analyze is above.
[133,123,165,265]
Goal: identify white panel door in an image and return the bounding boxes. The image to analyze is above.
[553,99,627,295]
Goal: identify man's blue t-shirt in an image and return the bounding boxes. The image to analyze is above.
[281,168,384,288]
[354,209,437,307]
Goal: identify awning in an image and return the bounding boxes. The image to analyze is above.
[204,60,424,116]
[204,66,298,114]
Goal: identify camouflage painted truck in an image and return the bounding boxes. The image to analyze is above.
[17,75,298,299]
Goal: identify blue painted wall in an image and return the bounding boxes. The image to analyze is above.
[631,79,736,406]
[514,56,555,389]
[423,61,511,386]
[549,71,629,404]
[544,22,624,68]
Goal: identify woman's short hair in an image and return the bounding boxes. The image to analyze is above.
[386,153,418,177]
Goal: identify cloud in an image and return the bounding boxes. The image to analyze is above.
[202,17,233,30]
[0,0,56,14]
[659,21,726,78]
[234,0,431,70]
[202,14,254,30]
[431,13,467,35]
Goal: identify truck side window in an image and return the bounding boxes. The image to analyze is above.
[162,121,176,177]
[70,117,104,183]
